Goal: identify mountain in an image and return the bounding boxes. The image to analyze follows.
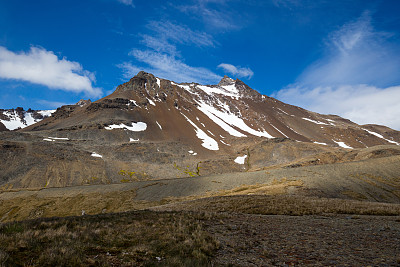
[1,71,400,190]
[26,71,400,148]
[0,107,55,131]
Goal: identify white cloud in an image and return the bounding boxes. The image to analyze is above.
[0,46,102,98]
[116,0,134,7]
[218,63,254,79]
[297,12,400,88]
[274,84,400,130]
[274,12,400,130]
[118,50,221,84]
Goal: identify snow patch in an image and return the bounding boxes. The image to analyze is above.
[48,137,69,140]
[197,100,273,138]
[91,152,103,158]
[43,138,55,142]
[313,141,327,145]
[333,140,352,149]
[1,111,33,130]
[38,110,56,117]
[271,124,288,138]
[105,122,147,132]
[220,140,231,146]
[234,155,248,164]
[129,138,139,142]
[363,129,399,145]
[147,98,156,106]
[302,118,330,125]
[156,78,161,88]
[220,84,238,94]
[197,85,238,98]
[276,108,289,115]
[181,113,219,151]
[156,121,162,130]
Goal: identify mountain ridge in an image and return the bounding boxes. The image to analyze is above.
[23,71,399,150]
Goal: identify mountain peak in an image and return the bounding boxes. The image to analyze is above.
[134,71,156,80]
[76,99,92,107]
[218,75,235,86]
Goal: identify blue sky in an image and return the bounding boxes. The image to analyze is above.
[1,0,400,129]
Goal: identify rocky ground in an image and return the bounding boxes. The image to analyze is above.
[207,213,400,266]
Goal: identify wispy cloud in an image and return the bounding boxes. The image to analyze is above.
[119,20,221,84]
[274,12,400,130]
[176,0,241,30]
[0,46,102,98]
[140,35,179,56]
[271,0,301,8]
[297,12,399,87]
[218,63,254,79]
[146,20,216,48]
[116,0,134,7]
[118,50,221,84]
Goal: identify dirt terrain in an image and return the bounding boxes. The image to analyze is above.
[207,213,400,266]
[1,153,400,222]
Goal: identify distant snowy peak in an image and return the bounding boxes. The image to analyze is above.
[0,108,55,131]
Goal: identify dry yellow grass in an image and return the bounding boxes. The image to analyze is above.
[0,189,160,222]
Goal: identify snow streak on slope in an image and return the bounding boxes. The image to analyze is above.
[333,140,352,149]
[302,117,331,125]
[363,129,400,145]
[196,101,246,137]
[105,122,147,131]
[314,141,327,145]
[196,100,274,138]
[197,85,238,98]
[181,113,219,151]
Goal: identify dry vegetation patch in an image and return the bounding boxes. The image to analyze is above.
[154,195,400,216]
[0,211,219,266]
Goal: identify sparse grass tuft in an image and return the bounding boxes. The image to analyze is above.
[0,210,218,266]
[0,222,24,234]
